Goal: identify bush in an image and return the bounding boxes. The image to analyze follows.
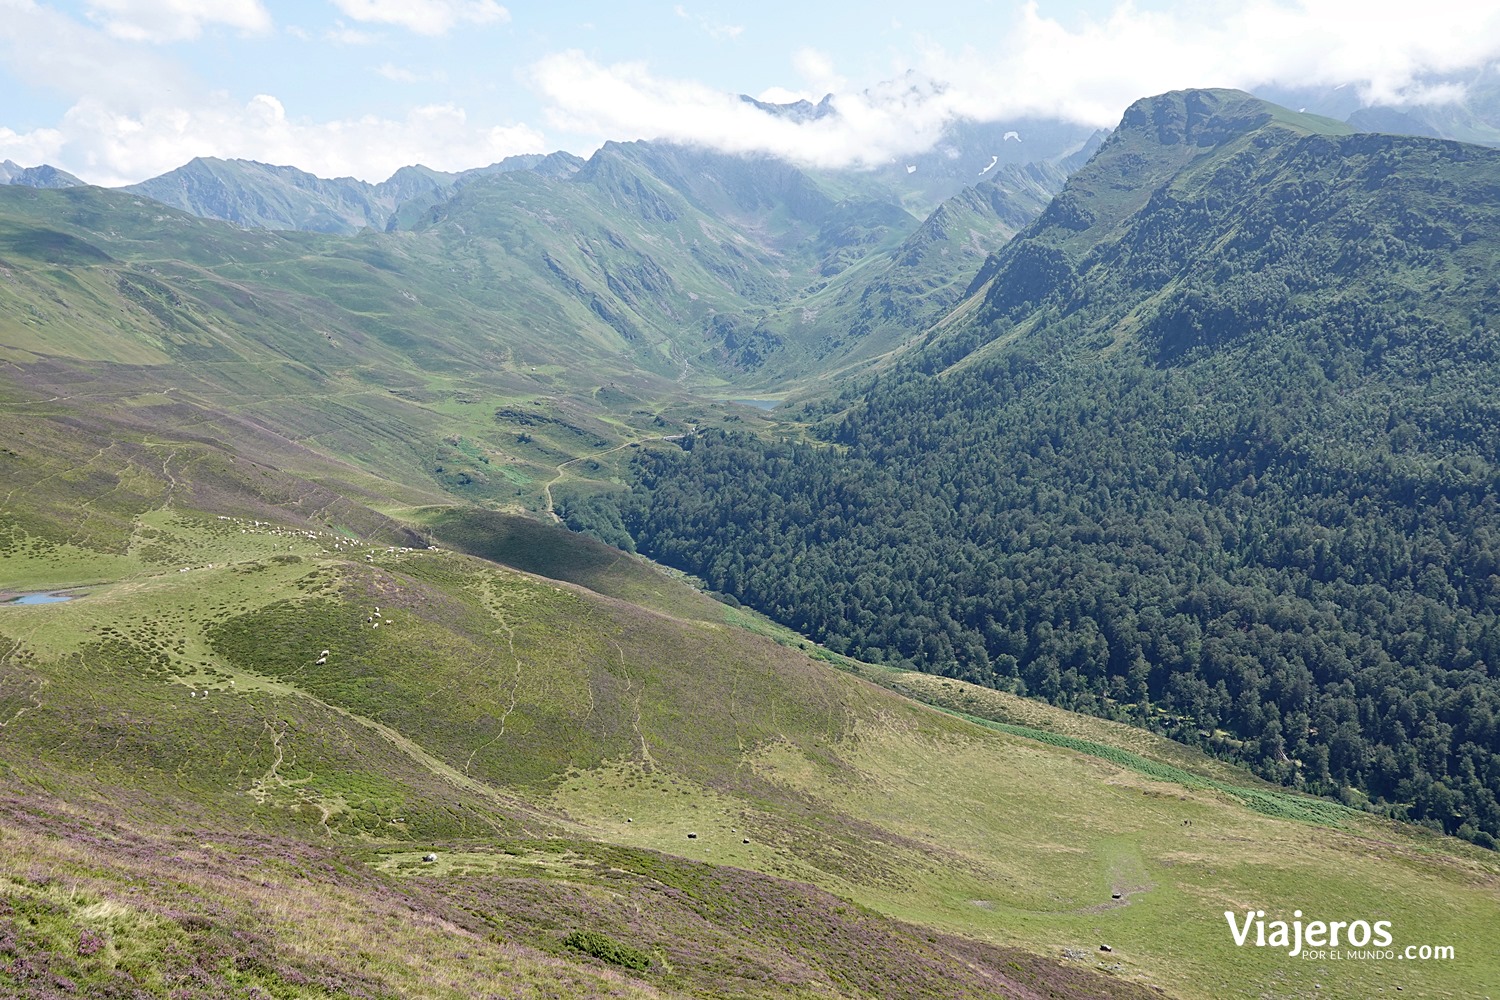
[562,930,651,970]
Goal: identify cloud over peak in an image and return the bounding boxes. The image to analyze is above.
[528,1,1500,171]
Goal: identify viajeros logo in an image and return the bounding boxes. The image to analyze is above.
[1224,910,1455,961]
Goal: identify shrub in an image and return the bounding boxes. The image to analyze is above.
[562,930,651,970]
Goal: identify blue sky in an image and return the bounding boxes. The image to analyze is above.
[1,0,1496,185]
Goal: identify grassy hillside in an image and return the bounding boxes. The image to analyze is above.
[0,180,789,532]
[2,484,1497,998]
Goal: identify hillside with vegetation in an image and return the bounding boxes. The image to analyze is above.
[3,488,1496,999]
[616,89,1500,849]
[2,86,1499,999]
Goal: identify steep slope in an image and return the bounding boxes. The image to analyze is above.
[123,157,405,233]
[400,142,923,380]
[589,141,920,274]
[104,133,1084,386]
[616,88,1500,849]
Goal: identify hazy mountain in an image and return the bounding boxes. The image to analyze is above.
[852,118,1103,211]
[1258,68,1500,147]
[0,159,85,188]
[120,152,585,235]
[118,102,1098,239]
[738,92,837,121]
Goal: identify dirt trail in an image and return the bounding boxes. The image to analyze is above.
[540,434,678,523]
[465,578,524,774]
[613,639,657,772]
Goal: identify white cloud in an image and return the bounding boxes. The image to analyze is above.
[530,50,951,169]
[673,4,743,41]
[327,0,509,37]
[0,1,542,184]
[6,0,1500,189]
[529,1,1500,170]
[0,0,194,113]
[325,22,380,45]
[912,0,1500,124]
[84,0,272,43]
[792,47,844,95]
[0,124,64,166]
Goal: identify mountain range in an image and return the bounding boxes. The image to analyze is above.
[1,85,1498,1000]
[118,151,587,235]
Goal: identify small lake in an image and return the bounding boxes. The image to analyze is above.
[4,592,75,606]
[729,398,780,411]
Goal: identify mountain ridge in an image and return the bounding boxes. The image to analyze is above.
[0,159,84,189]
[117,152,588,235]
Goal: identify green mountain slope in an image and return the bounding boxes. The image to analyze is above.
[615,88,1500,850]
[398,141,932,381]
[105,129,1101,386]
[0,178,792,529]
[748,161,1070,382]
[93,138,1075,390]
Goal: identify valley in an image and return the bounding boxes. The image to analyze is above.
[2,85,1499,999]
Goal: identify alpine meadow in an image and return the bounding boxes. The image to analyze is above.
[3,7,1500,997]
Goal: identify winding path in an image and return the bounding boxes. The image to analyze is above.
[540,434,682,523]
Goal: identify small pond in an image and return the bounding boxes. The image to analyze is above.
[4,592,76,606]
